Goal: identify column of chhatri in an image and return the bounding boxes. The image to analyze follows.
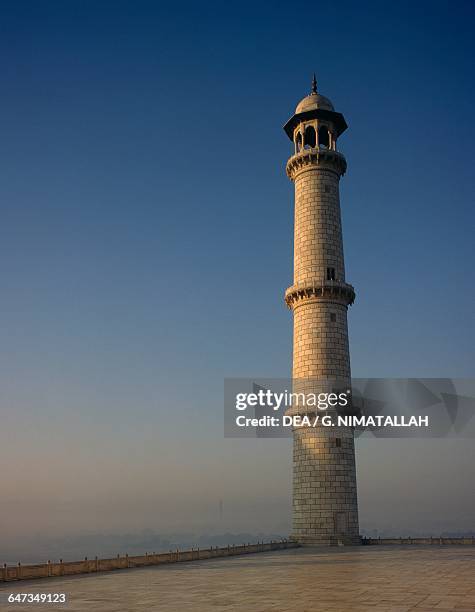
[283,75,360,546]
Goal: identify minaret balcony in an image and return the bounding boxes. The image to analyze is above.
[286,148,347,179]
[285,279,355,309]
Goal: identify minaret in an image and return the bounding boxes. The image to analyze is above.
[283,76,360,546]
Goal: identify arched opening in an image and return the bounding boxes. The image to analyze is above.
[318,125,329,149]
[304,125,316,149]
[295,131,302,153]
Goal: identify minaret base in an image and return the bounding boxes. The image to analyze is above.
[290,535,362,547]
[291,425,360,546]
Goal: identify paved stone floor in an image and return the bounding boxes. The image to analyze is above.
[1,546,474,612]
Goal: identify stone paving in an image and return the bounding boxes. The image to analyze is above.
[1,546,474,611]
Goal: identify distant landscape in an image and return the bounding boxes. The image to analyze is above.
[3,528,475,566]
[1,530,287,565]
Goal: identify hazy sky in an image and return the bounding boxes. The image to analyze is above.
[0,0,474,553]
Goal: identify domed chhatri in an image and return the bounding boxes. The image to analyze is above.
[295,74,334,112]
[295,92,334,113]
[283,74,347,142]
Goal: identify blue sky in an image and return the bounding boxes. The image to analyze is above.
[0,0,474,548]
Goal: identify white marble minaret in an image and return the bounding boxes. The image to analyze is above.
[283,76,360,545]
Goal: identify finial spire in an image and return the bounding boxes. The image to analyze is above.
[311,73,317,94]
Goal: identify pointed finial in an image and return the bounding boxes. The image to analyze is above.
[311,73,317,94]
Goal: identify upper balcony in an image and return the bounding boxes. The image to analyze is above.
[286,147,347,180]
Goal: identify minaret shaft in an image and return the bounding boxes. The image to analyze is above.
[294,169,345,287]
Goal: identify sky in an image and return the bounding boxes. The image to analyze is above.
[0,0,474,557]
